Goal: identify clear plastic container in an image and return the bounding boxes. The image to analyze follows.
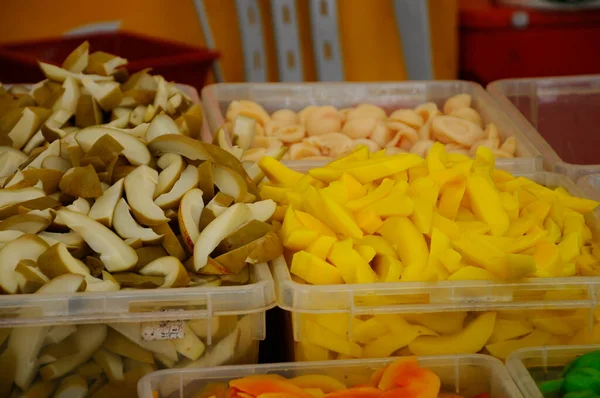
[138,354,523,398]
[487,75,600,179]
[271,171,600,362]
[201,82,544,174]
[578,173,600,201]
[506,345,600,398]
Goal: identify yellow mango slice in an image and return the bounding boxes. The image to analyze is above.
[559,232,582,263]
[362,329,421,358]
[327,239,357,284]
[409,197,433,235]
[521,200,551,225]
[508,230,548,253]
[355,245,376,263]
[505,214,536,237]
[456,221,491,235]
[373,314,438,336]
[260,185,290,204]
[303,319,362,358]
[453,233,505,274]
[285,191,305,209]
[449,266,497,281]
[409,312,496,355]
[272,205,287,222]
[438,180,466,220]
[320,191,363,239]
[404,312,467,335]
[354,209,383,234]
[373,255,403,282]
[306,236,337,260]
[467,174,509,236]
[569,322,600,345]
[531,314,585,336]
[346,178,395,212]
[291,251,343,285]
[500,191,520,221]
[576,252,600,276]
[378,217,430,281]
[285,229,320,251]
[363,193,414,218]
[440,248,462,274]
[456,207,477,222]
[352,317,390,344]
[391,170,408,183]
[487,319,534,344]
[308,167,344,183]
[446,152,471,164]
[281,206,303,240]
[492,169,515,183]
[564,211,585,237]
[321,181,348,205]
[497,253,536,280]
[534,241,563,276]
[295,210,336,237]
[258,157,304,187]
[344,153,424,183]
[295,340,330,362]
[427,142,447,172]
[328,145,370,167]
[427,228,452,280]
[340,173,366,200]
[485,329,551,360]
[304,313,350,337]
[557,194,599,214]
[431,213,461,240]
[356,235,397,259]
[330,238,377,284]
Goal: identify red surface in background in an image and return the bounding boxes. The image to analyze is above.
[0,31,219,92]
[459,4,600,85]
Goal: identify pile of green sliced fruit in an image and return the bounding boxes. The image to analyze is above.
[0,42,284,396]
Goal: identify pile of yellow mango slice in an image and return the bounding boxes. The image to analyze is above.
[260,143,600,284]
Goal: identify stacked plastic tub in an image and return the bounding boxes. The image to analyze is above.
[0,86,277,397]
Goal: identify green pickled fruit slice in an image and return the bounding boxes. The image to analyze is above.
[217,220,273,253]
[104,328,155,364]
[564,352,600,376]
[213,230,282,273]
[564,368,600,394]
[196,160,215,203]
[537,378,563,398]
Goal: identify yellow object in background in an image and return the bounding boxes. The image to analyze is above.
[0,0,458,81]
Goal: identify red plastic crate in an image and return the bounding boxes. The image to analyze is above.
[0,31,219,91]
[459,4,600,85]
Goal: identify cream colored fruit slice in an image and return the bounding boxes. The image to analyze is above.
[0,234,48,293]
[129,105,145,126]
[37,273,87,294]
[172,322,205,360]
[66,197,91,215]
[15,260,50,293]
[246,199,276,222]
[22,130,46,154]
[54,374,88,398]
[75,127,151,166]
[213,165,247,202]
[138,256,190,288]
[8,108,41,150]
[0,149,27,177]
[62,41,89,73]
[38,61,113,83]
[38,242,90,278]
[37,230,84,250]
[0,185,45,209]
[80,78,122,111]
[0,230,24,243]
[93,349,124,382]
[154,164,200,209]
[8,325,49,390]
[45,325,78,345]
[53,76,80,115]
[39,324,107,381]
[153,76,169,111]
[193,203,253,271]
[0,213,50,233]
[42,155,71,173]
[113,198,163,244]
[24,139,60,170]
[88,178,124,227]
[146,114,181,142]
[178,188,204,252]
[232,115,256,150]
[124,166,168,226]
[188,317,220,340]
[85,271,120,292]
[55,209,137,272]
[154,153,185,198]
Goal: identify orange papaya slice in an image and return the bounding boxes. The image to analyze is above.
[289,375,346,393]
[231,376,312,398]
[324,387,384,398]
[378,357,440,398]
[378,357,420,390]
[369,367,386,387]
[196,382,229,398]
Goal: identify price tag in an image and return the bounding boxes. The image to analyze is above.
[141,309,185,341]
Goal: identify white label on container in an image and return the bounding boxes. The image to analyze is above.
[141,309,184,341]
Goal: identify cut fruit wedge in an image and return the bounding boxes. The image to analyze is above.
[154,153,185,198]
[213,165,248,202]
[8,108,41,150]
[59,165,103,198]
[55,209,138,272]
[24,139,60,170]
[15,260,49,293]
[80,78,122,111]
[113,198,164,244]
[107,323,178,362]
[37,242,90,278]
[146,114,181,142]
[62,41,89,73]
[138,256,190,288]
[172,322,205,360]
[0,213,50,233]
[124,165,169,226]
[53,76,80,115]
[76,126,151,166]
[88,178,124,227]
[86,51,127,76]
[246,199,277,222]
[178,188,204,252]
[38,61,113,83]
[37,274,87,294]
[193,203,253,271]
[155,164,200,209]
[0,234,48,293]
[0,149,27,177]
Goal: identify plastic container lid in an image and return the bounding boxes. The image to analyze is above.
[202,81,543,174]
[578,173,600,201]
[138,354,523,398]
[507,345,600,398]
[488,75,600,179]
